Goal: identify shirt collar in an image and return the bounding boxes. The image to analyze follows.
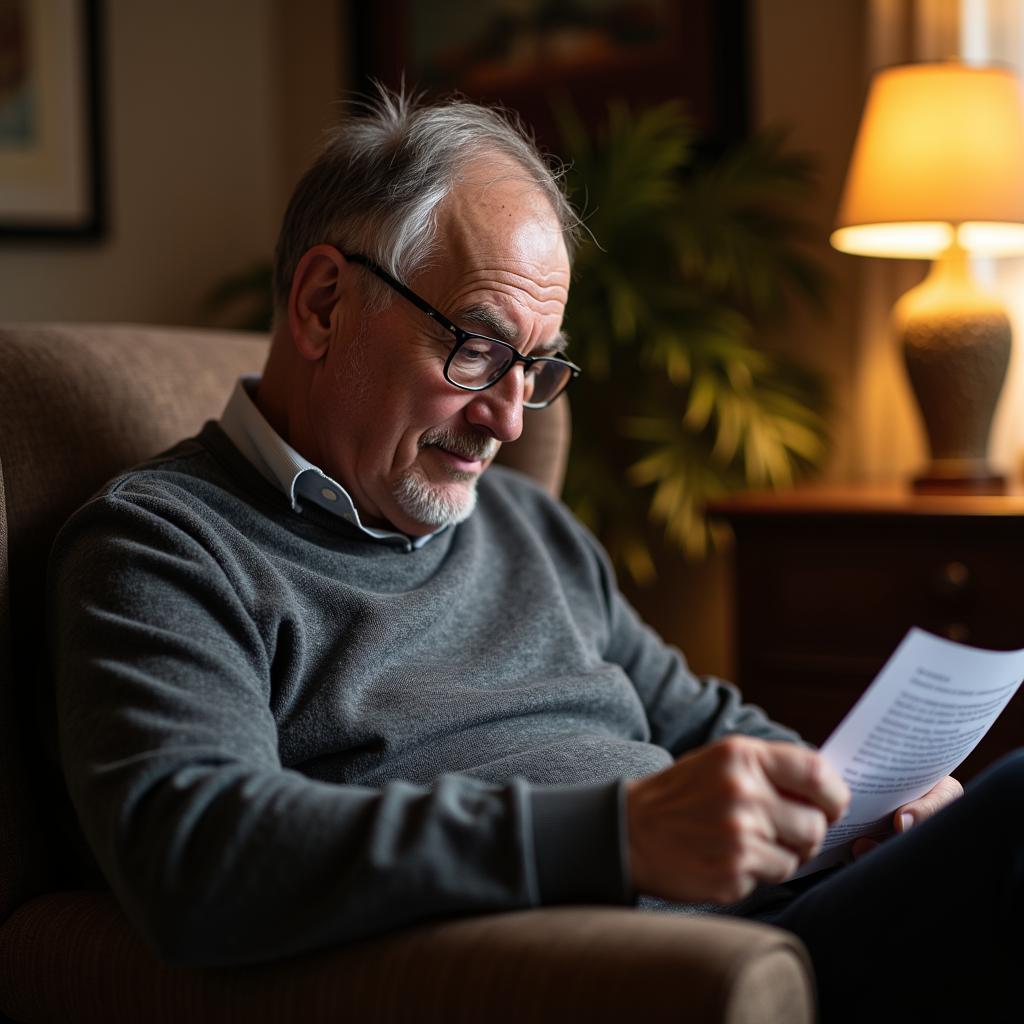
[218,376,438,550]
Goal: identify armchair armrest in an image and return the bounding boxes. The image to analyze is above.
[0,892,813,1022]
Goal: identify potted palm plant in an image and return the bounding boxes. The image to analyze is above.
[556,101,828,582]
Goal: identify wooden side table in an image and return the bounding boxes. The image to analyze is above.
[709,486,1024,779]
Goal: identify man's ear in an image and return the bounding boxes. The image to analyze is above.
[287,245,353,361]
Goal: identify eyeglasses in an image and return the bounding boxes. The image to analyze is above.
[342,252,581,409]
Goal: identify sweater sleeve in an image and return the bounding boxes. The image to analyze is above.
[48,488,627,967]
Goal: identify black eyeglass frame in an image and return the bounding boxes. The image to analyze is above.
[342,251,581,409]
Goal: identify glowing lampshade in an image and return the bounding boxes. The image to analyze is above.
[832,63,1024,260]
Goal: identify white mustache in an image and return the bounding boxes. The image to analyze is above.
[420,429,499,462]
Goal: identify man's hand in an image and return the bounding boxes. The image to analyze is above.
[626,736,850,905]
[851,774,964,859]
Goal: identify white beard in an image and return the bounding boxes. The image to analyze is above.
[392,427,499,529]
[392,465,480,528]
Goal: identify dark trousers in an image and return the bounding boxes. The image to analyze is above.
[753,750,1024,1022]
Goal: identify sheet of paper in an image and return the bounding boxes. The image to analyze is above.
[793,627,1024,877]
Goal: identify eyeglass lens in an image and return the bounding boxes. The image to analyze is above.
[447,338,572,407]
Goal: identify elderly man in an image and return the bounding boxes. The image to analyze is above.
[50,92,1019,1020]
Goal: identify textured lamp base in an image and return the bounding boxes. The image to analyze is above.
[896,245,1011,496]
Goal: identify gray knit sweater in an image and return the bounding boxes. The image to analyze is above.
[48,422,798,966]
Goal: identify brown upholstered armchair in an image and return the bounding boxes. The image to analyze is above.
[0,324,815,1023]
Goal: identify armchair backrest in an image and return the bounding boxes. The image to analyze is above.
[0,322,568,924]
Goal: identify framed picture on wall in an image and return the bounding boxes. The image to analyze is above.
[351,0,749,152]
[0,0,105,239]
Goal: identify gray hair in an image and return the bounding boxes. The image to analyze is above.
[272,88,579,317]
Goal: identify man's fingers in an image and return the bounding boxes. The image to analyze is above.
[747,834,802,885]
[852,836,880,859]
[758,743,850,822]
[768,796,830,860]
[627,739,844,904]
[895,775,963,831]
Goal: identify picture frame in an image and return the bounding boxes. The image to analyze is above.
[351,0,749,151]
[0,0,105,240]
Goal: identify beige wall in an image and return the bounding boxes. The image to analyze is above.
[274,0,347,198]
[0,0,284,325]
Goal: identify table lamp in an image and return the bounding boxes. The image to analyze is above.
[831,61,1024,493]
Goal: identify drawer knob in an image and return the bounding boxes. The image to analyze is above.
[937,561,970,595]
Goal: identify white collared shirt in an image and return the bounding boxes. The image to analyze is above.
[218,376,438,550]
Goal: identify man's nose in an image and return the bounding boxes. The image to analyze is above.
[463,368,525,442]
